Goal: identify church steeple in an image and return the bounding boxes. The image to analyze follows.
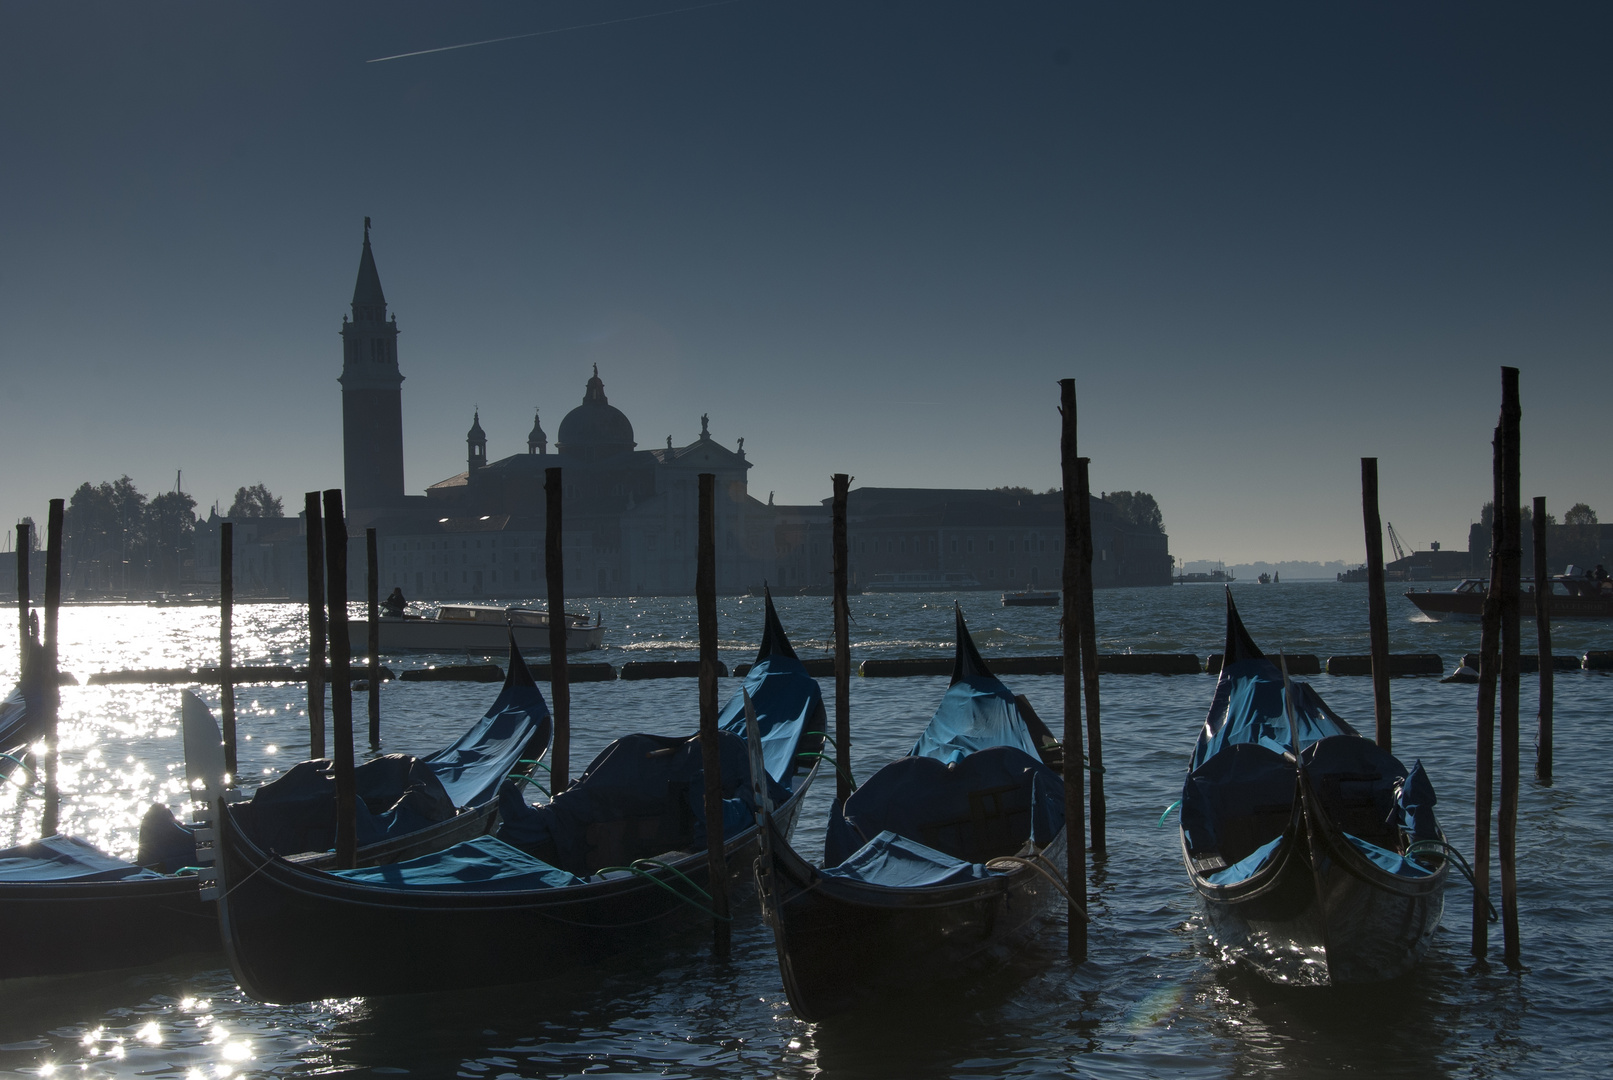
[467,410,487,471]
[340,217,406,511]
[527,409,547,455]
[351,216,388,323]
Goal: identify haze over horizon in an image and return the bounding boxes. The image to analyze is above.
[2,2,1608,565]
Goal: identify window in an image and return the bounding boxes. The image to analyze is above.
[967,539,975,554]
[988,568,996,579]
[1008,540,1016,553]
[950,539,957,553]
[988,539,995,553]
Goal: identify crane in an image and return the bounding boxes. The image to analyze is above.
[1385,522,1408,562]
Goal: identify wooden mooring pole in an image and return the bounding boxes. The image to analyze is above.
[366,527,380,750]
[221,522,237,777]
[322,490,357,870]
[1472,424,1502,958]
[1532,496,1553,786]
[41,501,63,838]
[545,467,570,792]
[696,472,731,959]
[832,473,852,808]
[303,493,327,759]
[1498,367,1522,967]
[1361,458,1392,753]
[1074,457,1105,855]
[1058,379,1088,962]
[16,521,29,681]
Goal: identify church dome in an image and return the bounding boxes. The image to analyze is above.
[557,367,635,460]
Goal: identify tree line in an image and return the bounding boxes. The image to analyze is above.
[52,478,284,596]
[989,486,1166,534]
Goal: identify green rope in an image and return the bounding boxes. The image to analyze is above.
[804,731,837,749]
[1406,839,1497,921]
[1158,799,1182,827]
[0,753,36,781]
[517,758,551,772]
[797,751,857,792]
[506,773,550,797]
[590,859,730,921]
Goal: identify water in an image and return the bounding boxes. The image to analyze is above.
[0,582,1607,1078]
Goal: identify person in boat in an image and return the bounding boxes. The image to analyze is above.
[382,586,407,617]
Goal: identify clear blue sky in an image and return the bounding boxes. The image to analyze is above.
[1,1,1608,563]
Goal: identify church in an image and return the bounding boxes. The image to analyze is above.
[340,221,771,598]
[338,223,1171,599]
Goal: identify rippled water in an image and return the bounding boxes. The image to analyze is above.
[0,582,1606,1078]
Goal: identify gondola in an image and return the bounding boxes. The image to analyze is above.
[0,638,550,980]
[207,591,824,1004]
[0,678,42,778]
[1179,591,1449,985]
[756,606,1068,1022]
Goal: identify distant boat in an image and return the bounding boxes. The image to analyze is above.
[865,572,982,593]
[352,603,605,654]
[1176,570,1235,584]
[1404,576,1613,621]
[1002,590,1060,607]
[1257,573,1272,585]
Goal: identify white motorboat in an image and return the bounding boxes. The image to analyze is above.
[352,604,606,655]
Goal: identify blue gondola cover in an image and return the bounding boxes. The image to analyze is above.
[328,835,578,892]
[820,831,998,888]
[0,835,164,883]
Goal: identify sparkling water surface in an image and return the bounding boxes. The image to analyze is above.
[0,582,1606,1078]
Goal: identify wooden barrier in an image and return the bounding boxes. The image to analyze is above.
[1583,651,1613,670]
[1206,653,1321,676]
[1461,653,1581,674]
[1327,654,1443,676]
[399,664,504,683]
[733,658,835,678]
[88,665,393,686]
[859,653,1201,678]
[620,659,727,680]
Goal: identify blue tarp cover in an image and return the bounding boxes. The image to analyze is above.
[499,730,788,877]
[825,608,1063,868]
[717,592,825,785]
[0,834,163,883]
[820,830,998,888]
[328,835,578,892]
[1191,659,1356,771]
[1343,832,1435,878]
[1206,836,1283,886]
[422,665,550,808]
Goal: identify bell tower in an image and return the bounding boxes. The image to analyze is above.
[339,218,406,510]
[467,411,487,471]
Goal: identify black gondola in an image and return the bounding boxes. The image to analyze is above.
[1179,591,1449,985]
[208,594,824,1004]
[0,638,550,980]
[756,607,1068,1022]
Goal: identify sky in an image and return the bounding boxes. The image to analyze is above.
[1,1,1608,564]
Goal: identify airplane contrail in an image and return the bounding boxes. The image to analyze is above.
[368,0,748,64]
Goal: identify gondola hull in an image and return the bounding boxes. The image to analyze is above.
[214,764,817,1004]
[763,820,1067,1021]
[0,875,216,979]
[1188,804,1446,986]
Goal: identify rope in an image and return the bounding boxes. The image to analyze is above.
[516,758,551,773]
[506,773,550,797]
[1406,839,1497,922]
[796,751,856,792]
[1158,799,1182,827]
[590,858,731,921]
[0,753,36,781]
[984,852,1089,922]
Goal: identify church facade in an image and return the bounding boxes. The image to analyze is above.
[338,224,1170,599]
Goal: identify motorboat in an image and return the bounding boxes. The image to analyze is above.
[1404,576,1613,621]
[354,604,606,654]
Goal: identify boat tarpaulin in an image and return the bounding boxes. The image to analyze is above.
[498,730,788,876]
[906,607,1042,765]
[717,594,824,785]
[328,835,578,892]
[826,745,1063,866]
[421,640,550,808]
[820,830,998,888]
[0,835,164,883]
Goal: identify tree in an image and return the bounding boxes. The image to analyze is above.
[1102,491,1165,534]
[991,486,1034,496]
[145,490,197,590]
[16,516,38,552]
[1565,502,1598,526]
[228,483,283,519]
